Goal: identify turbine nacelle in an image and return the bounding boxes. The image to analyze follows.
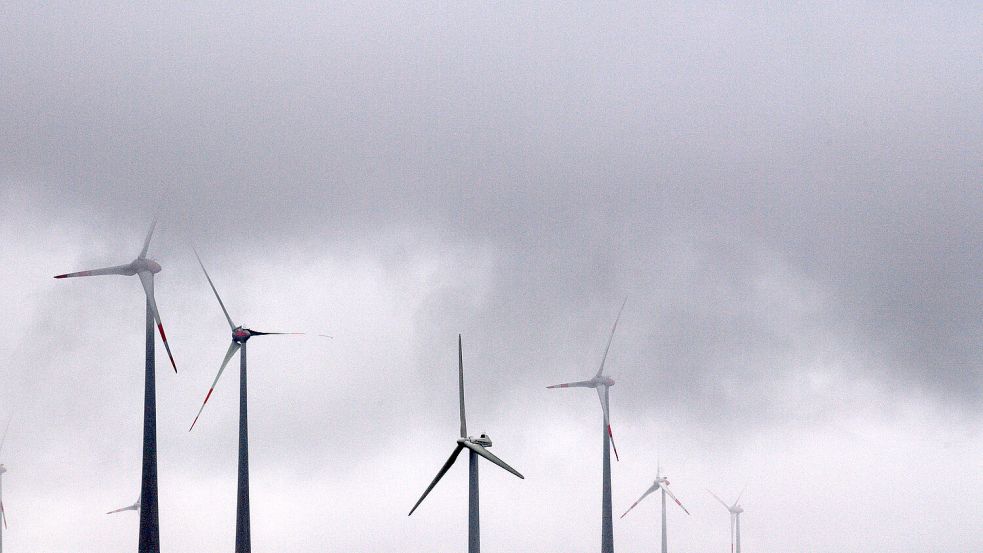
[732,505,744,514]
[232,327,252,343]
[655,476,668,486]
[0,464,6,475]
[465,434,493,448]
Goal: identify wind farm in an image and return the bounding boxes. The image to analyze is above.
[2,4,981,551]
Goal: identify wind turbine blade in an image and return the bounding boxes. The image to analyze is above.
[595,296,627,378]
[0,415,11,457]
[247,331,305,336]
[662,484,690,515]
[1,500,6,529]
[458,334,467,439]
[620,484,657,519]
[193,247,237,330]
[106,504,137,515]
[708,489,731,511]
[597,386,619,461]
[408,444,465,516]
[734,484,747,507]
[54,264,132,279]
[138,271,176,372]
[546,380,594,389]
[189,342,241,431]
[462,442,524,479]
[138,219,157,259]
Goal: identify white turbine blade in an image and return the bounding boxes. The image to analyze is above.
[408,444,465,516]
[595,296,627,378]
[138,218,157,259]
[106,503,138,515]
[546,380,594,389]
[458,335,467,439]
[734,484,747,507]
[708,489,731,511]
[138,271,176,372]
[189,342,241,431]
[597,386,619,461]
[1,500,6,529]
[0,415,11,457]
[54,264,132,279]
[462,441,524,479]
[193,247,236,330]
[662,484,690,515]
[620,484,658,519]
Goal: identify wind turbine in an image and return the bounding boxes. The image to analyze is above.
[53,219,175,552]
[620,463,690,553]
[107,495,141,515]
[709,488,745,553]
[1,417,11,553]
[408,335,524,553]
[547,297,626,553]
[188,249,304,553]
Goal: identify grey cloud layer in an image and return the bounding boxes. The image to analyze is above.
[1,3,982,551]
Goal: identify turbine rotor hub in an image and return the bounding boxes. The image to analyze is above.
[232,327,251,342]
[132,258,161,274]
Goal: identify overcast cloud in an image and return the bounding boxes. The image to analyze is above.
[1,3,982,552]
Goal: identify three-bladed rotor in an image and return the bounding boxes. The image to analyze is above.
[621,465,691,519]
[188,249,304,431]
[547,297,627,461]
[408,335,524,517]
[53,219,177,372]
[709,487,746,553]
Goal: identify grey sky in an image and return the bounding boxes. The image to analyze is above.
[1,3,982,552]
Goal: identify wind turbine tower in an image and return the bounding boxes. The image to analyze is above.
[548,298,627,553]
[189,249,305,553]
[0,463,6,553]
[408,335,524,553]
[53,220,175,553]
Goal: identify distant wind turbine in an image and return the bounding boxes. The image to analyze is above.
[408,335,524,553]
[53,219,175,553]
[547,298,627,553]
[709,488,746,553]
[188,248,305,553]
[621,463,690,553]
[1,417,11,553]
